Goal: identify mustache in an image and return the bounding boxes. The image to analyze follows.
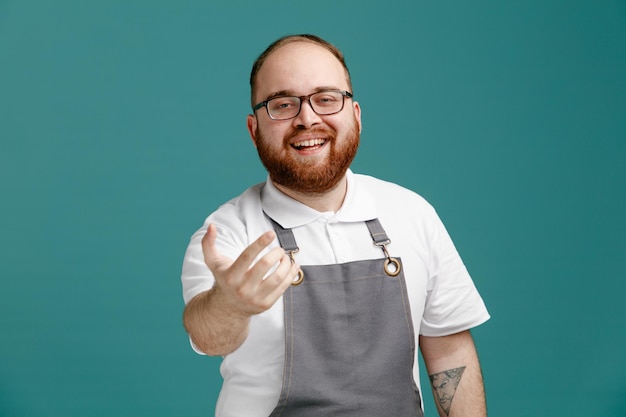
[284,126,337,143]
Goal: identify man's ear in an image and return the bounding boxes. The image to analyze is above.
[247,114,258,147]
[353,101,362,133]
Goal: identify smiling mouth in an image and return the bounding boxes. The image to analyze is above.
[291,138,326,150]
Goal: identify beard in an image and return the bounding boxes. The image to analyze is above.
[255,119,360,194]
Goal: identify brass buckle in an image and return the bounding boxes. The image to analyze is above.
[375,241,401,277]
[288,249,304,285]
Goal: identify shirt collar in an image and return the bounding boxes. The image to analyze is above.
[261,169,378,229]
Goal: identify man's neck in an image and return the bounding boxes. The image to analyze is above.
[273,176,348,213]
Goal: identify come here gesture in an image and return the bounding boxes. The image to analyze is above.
[183,223,299,356]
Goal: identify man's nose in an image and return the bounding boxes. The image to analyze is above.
[292,99,322,128]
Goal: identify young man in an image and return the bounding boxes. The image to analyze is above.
[181,34,490,417]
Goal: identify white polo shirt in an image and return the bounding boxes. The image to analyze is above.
[181,170,490,417]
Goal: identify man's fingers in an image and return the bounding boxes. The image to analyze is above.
[202,224,280,280]
[201,224,217,251]
[201,224,293,314]
[202,223,228,272]
[257,254,301,307]
[242,246,288,282]
[228,230,277,278]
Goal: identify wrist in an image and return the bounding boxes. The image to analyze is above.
[208,285,254,321]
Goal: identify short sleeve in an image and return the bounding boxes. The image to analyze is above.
[419,211,490,336]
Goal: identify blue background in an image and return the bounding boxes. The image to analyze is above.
[1,1,625,416]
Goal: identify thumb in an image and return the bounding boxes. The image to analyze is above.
[201,223,233,272]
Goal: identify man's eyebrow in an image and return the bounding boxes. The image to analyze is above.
[264,90,293,101]
[264,86,343,101]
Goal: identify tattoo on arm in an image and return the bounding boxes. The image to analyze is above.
[429,366,466,416]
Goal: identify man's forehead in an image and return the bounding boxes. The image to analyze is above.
[254,42,349,99]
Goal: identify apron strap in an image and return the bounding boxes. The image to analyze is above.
[267,216,391,250]
[265,216,299,253]
[265,214,305,285]
[366,218,402,277]
[365,218,391,246]
[266,214,400,279]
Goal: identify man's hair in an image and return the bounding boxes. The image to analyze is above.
[249,34,352,106]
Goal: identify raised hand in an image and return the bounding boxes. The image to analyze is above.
[202,223,299,316]
[183,223,300,355]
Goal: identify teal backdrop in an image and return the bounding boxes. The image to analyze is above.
[2,1,625,416]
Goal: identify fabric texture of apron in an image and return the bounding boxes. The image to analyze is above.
[267,217,423,417]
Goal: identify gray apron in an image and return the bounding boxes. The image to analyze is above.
[267,217,423,417]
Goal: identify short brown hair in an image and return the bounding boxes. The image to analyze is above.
[249,34,352,106]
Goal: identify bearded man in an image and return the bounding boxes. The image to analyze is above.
[181,34,490,417]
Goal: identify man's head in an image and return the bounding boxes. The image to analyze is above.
[249,34,353,107]
[247,34,361,195]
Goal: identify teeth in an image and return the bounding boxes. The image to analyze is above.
[293,139,325,148]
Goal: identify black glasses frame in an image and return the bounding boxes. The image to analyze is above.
[252,90,354,120]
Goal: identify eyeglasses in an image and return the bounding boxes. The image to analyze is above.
[252,90,353,120]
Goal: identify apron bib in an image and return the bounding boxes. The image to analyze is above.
[267,217,423,417]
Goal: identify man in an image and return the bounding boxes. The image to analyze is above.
[181,34,490,417]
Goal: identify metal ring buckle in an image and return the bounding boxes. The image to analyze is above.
[292,269,304,285]
[375,242,401,277]
[384,257,402,277]
[288,250,304,286]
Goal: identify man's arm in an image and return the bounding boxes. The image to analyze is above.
[183,224,298,356]
[420,330,486,417]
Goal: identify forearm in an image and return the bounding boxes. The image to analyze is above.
[183,286,251,356]
[420,331,487,417]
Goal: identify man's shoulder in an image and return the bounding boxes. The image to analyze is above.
[352,173,432,208]
[209,182,266,225]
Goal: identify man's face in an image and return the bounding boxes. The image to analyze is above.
[247,42,362,194]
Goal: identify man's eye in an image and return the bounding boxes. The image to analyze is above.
[314,94,340,106]
[270,99,296,111]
